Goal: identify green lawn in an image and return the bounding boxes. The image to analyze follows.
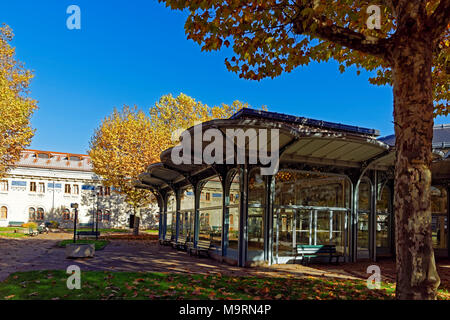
[143,229,158,235]
[1,270,448,300]
[58,240,109,251]
[0,227,25,232]
[65,228,129,233]
[0,232,27,238]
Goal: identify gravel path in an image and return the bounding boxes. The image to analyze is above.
[1,234,449,289]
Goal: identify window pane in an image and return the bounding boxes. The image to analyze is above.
[376,186,391,249]
[29,207,36,220]
[0,206,7,219]
[275,170,350,208]
[248,207,264,259]
[225,172,240,260]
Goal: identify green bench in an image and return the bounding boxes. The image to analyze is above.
[295,244,342,265]
[188,240,211,257]
[8,221,24,227]
[76,231,100,239]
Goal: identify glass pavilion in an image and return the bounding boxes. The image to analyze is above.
[136,108,450,266]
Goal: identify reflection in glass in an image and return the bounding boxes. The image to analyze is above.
[226,172,240,259]
[376,185,391,250]
[199,177,223,251]
[248,170,265,260]
[357,180,371,257]
[431,186,448,250]
[272,170,350,262]
[166,193,176,237]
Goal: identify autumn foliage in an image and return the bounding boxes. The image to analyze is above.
[89,93,248,209]
[161,0,448,115]
[0,24,37,178]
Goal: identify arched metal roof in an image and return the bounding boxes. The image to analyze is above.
[137,113,395,192]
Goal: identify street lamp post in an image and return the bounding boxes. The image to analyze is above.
[96,189,99,240]
[71,203,79,243]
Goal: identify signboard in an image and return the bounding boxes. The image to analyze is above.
[48,183,62,189]
[11,181,27,187]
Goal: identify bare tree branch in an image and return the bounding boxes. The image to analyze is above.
[292,19,392,61]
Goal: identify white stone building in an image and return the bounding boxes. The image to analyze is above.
[0,149,158,229]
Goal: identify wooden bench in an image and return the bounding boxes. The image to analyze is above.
[188,240,211,257]
[76,231,100,239]
[159,233,172,246]
[8,221,24,227]
[174,236,187,250]
[295,244,342,265]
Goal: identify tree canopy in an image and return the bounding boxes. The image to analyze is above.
[161,0,448,115]
[0,24,37,177]
[89,93,249,209]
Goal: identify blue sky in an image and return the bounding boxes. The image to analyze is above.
[1,0,447,155]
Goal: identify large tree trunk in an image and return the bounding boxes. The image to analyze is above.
[392,35,440,299]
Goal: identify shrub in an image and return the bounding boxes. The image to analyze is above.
[49,220,59,228]
[22,222,37,229]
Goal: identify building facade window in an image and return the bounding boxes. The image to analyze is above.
[30,182,36,192]
[36,207,44,220]
[29,207,36,220]
[103,210,111,221]
[97,209,103,222]
[73,185,79,195]
[0,180,8,192]
[62,209,70,220]
[64,184,71,194]
[104,187,111,196]
[0,206,7,220]
[38,182,45,193]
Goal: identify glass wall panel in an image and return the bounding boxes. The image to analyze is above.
[180,188,194,242]
[273,208,295,258]
[248,170,265,260]
[431,186,448,252]
[357,179,371,258]
[226,172,240,259]
[295,209,312,245]
[199,177,223,251]
[275,171,350,207]
[166,192,176,238]
[273,170,350,263]
[376,185,391,252]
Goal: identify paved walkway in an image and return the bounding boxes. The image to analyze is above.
[1,234,449,290]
